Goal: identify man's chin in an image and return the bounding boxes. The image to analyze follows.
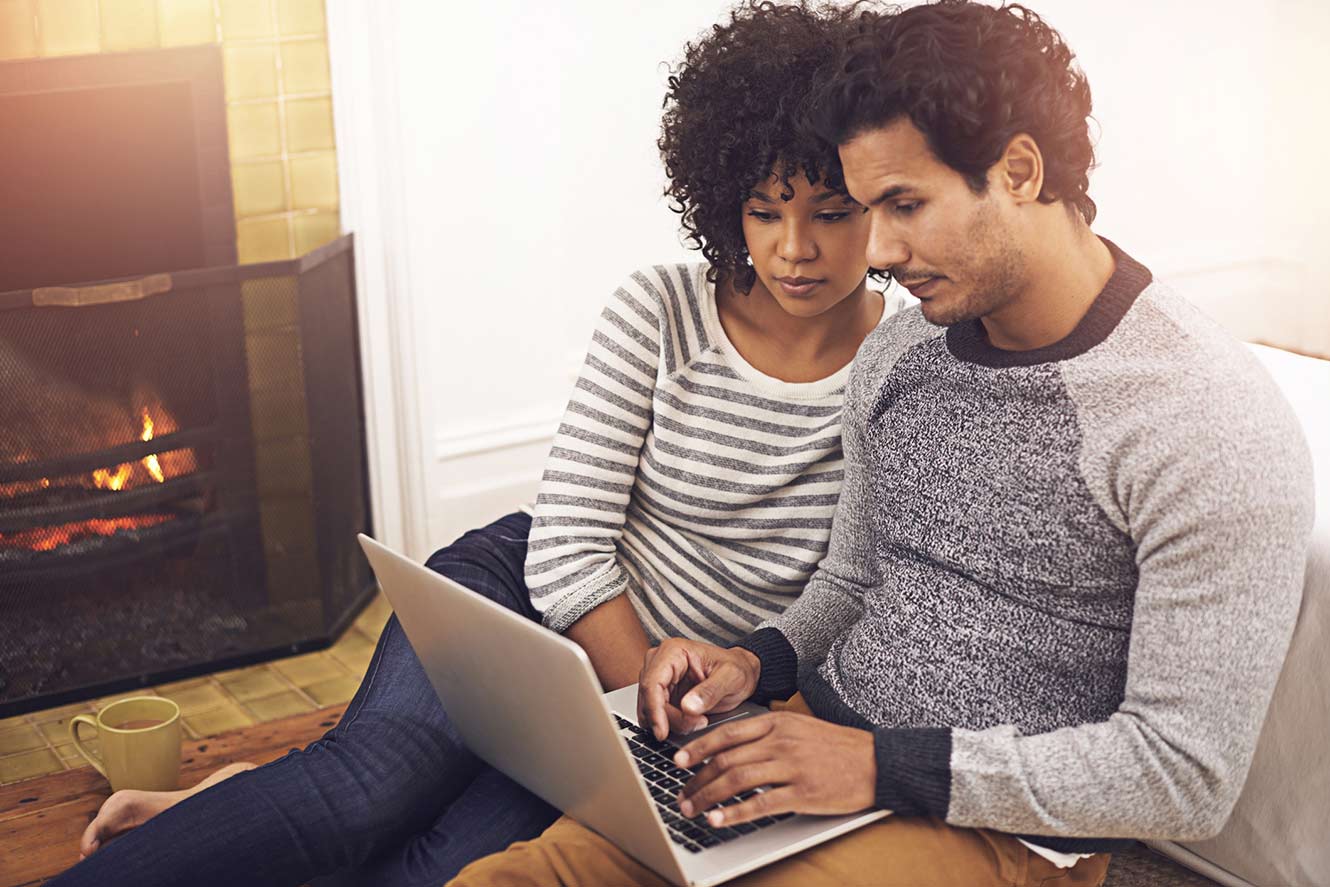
[918,299,977,327]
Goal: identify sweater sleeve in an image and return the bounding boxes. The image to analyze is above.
[733,345,882,694]
[871,358,1317,842]
[525,270,665,633]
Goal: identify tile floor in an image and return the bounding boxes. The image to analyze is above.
[0,591,392,787]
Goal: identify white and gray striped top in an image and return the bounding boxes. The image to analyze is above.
[525,263,900,644]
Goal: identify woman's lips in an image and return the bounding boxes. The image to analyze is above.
[775,276,823,297]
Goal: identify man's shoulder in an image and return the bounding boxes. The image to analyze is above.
[1069,280,1311,488]
[1104,280,1287,407]
[852,304,946,384]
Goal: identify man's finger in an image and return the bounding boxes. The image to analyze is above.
[702,785,797,827]
[638,647,690,739]
[678,754,783,817]
[674,713,775,768]
[678,663,744,716]
[650,700,707,737]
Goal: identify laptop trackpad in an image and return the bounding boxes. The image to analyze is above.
[663,699,770,748]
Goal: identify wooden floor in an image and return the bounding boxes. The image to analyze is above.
[0,705,346,887]
[1,700,1223,887]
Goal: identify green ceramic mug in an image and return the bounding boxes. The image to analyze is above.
[69,696,182,791]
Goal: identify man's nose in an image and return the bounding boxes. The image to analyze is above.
[866,217,908,270]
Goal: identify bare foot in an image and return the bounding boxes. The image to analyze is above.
[80,762,258,858]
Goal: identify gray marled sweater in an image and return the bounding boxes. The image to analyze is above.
[736,242,1315,853]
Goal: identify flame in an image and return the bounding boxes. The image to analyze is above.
[92,464,133,491]
[1,515,173,552]
[0,401,201,553]
[140,410,165,483]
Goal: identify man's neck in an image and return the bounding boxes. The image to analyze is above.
[980,223,1116,352]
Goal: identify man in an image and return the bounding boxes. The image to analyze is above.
[450,2,1314,884]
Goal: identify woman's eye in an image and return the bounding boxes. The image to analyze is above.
[746,210,777,222]
[816,212,851,222]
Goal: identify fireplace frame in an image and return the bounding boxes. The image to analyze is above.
[0,234,376,718]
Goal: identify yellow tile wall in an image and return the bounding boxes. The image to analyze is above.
[1,0,340,263]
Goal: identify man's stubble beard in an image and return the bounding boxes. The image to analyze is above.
[921,200,1025,328]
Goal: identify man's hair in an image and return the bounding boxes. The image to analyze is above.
[659,1,878,293]
[811,0,1098,224]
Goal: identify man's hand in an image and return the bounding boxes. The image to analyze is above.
[673,712,877,827]
[637,638,761,740]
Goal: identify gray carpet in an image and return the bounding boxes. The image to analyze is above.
[1104,843,1223,886]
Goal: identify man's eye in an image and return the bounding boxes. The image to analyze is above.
[894,202,921,215]
[746,210,777,222]
[816,212,851,222]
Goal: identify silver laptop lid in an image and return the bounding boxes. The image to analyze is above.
[356,534,687,885]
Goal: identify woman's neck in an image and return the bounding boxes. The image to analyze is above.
[716,274,881,383]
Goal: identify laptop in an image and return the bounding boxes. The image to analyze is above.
[358,534,887,887]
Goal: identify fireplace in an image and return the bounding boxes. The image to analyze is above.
[0,238,374,718]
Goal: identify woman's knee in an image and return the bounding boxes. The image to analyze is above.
[423,512,536,618]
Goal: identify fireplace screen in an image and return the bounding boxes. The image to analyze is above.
[0,235,373,716]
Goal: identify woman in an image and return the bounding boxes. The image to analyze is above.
[53,3,895,884]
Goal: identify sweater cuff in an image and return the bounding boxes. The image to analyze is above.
[872,727,953,817]
[730,628,798,704]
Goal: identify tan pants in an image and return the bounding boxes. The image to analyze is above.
[449,696,1112,887]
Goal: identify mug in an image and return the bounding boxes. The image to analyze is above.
[69,696,182,792]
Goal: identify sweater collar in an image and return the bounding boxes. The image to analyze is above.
[945,238,1152,368]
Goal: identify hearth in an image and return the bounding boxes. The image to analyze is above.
[0,237,374,717]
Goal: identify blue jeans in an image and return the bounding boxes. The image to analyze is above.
[50,512,560,887]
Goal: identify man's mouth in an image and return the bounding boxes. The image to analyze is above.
[775,276,824,297]
[897,276,944,298]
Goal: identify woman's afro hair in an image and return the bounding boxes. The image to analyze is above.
[659,2,873,293]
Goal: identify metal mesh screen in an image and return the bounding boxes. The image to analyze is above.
[0,236,372,716]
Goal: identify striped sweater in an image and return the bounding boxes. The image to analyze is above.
[525,264,899,643]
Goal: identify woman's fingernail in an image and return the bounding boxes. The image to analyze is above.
[675,750,689,766]
[709,810,724,826]
[680,798,693,816]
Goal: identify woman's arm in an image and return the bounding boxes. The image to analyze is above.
[525,268,669,659]
[565,594,653,690]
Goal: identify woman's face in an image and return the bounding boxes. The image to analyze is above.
[739,169,871,317]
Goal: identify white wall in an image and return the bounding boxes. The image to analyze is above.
[331,0,1330,554]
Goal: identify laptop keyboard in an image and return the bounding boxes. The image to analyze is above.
[614,714,794,853]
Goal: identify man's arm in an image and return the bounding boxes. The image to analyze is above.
[872,362,1316,840]
[732,348,883,699]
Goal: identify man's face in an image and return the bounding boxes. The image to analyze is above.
[839,118,1026,326]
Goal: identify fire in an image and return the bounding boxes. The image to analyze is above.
[92,464,132,491]
[85,408,180,491]
[140,410,165,484]
[6,515,174,552]
[0,402,200,553]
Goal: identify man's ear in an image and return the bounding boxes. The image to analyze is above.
[996,133,1045,204]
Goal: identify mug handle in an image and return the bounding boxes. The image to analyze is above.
[69,714,107,778]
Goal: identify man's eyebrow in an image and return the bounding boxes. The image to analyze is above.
[746,190,777,204]
[869,185,912,207]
